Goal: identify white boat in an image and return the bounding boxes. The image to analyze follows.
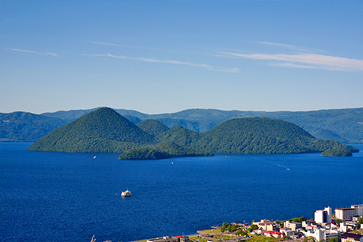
[121,190,132,197]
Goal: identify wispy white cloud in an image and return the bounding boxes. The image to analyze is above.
[10,48,58,57]
[220,52,363,71]
[88,41,169,52]
[269,62,318,69]
[213,67,240,73]
[86,53,239,73]
[256,41,324,53]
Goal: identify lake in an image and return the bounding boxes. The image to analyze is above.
[1,142,362,242]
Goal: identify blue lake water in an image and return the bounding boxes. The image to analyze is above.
[1,142,362,242]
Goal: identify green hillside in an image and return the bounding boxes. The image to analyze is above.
[0,112,66,141]
[155,125,201,147]
[28,107,154,153]
[118,141,214,160]
[136,119,170,136]
[155,117,358,155]
[193,117,358,154]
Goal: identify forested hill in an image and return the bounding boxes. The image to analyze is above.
[28,108,154,153]
[156,117,359,154]
[136,119,170,136]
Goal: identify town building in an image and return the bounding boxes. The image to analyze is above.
[335,207,357,221]
[303,228,339,241]
[315,206,332,224]
[253,220,279,231]
[341,232,363,242]
[339,221,358,232]
[351,205,363,216]
[264,231,285,238]
[231,222,248,227]
[284,221,302,231]
[280,227,295,237]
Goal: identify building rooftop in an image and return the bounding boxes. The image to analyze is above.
[265,231,285,235]
[341,232,363,241]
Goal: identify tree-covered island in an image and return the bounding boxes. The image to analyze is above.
[321,149,353,157]
[118,141,214,160]
[28,107,359,159]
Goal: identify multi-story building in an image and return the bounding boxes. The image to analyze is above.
[284,221,302,231]
[339,221,359,232]
[315,206,332,224]
[341,232,363,242]
[304,228,339,241]
[280,228,295,237]
[253,220,279,231]
[351,204,363,216]
[335,207,357,221]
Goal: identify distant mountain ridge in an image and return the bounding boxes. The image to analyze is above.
[28,107,358,155]
[2,107,363,143]
[0,112,66,141]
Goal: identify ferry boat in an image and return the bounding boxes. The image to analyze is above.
[121,190,132,197]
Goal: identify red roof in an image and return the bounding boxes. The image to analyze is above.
[265,231,284,235]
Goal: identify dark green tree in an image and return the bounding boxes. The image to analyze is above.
[304,236,316,242]
[221,222,230,232]
[329,237,338,242]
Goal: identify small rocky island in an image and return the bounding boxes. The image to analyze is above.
[321,149,353,157]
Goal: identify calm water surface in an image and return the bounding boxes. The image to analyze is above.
[1,142,362,242]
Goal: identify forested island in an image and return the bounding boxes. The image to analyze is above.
[321,149,353,157]
[27,108,359,159]
[118,141,214,160]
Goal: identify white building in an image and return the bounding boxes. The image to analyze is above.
[315,206,332,224]
[335,207,357,221]
[351,205,363,216]
[284,221,302,231]
[339,221,359,232]
[304,228,339,241]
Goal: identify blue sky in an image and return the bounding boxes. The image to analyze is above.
[1,0,362,114]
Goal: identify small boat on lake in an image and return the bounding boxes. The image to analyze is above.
[121,190,132,197]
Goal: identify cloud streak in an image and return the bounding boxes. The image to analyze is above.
[220,52,363,71]
[256,41,324,53]
[11,48,58,57]
[87,53,239,73]
[88,41,170,52]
